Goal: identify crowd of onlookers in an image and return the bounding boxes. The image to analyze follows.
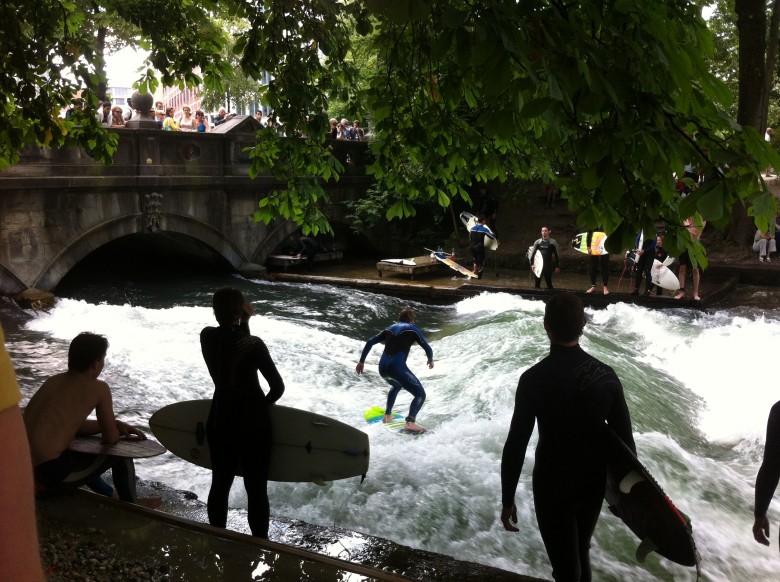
[327,118,366,141]
[68,97,367,141]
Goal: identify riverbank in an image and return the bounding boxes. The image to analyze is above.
[37,481,545,582]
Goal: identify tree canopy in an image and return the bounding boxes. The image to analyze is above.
[3,0,779,265]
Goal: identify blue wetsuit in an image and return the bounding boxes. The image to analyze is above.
[359,322,433,422]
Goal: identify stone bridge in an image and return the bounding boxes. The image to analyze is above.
[0,116,371,296]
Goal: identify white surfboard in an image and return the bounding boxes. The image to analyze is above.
[431,251,474,279]
[459,211,499,250]
[651,259,680,291]
[380,258,416,266]
[528,245,544,278]
[150,400,369,484]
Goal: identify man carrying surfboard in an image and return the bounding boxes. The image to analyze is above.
[469,215,498,279]
[528,226,560,289]
[500,293,636,582]
[23,332,151,505]
[356,308,433,433]
[200,287,285,538]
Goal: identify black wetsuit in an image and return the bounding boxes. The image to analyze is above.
[756,401,780,521]
[529,237,560,289]
[586,231,610,288]
[200,321,284,538]
[501,344,635,582]
[469,224,496,278]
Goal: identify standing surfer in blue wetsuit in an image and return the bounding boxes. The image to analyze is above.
[356,308,434,432]
[469,215,497,279]
[500,293,636,582]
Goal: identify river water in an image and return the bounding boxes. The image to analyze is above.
[4,269,780,581]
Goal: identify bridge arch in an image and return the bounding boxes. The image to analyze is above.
[34,214,252,292]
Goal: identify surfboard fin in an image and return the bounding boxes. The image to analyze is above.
[636,537,659,563]
[619,470,646,494]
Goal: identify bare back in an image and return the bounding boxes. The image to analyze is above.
[24,371,116,466]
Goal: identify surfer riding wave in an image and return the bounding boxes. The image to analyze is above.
[356,308,434,432]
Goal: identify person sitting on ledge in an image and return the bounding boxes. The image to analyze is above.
[23,332,159,507]
[753,228,777,262]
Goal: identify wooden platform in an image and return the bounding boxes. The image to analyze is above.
[266,251,343,270]
[376,256,445,280]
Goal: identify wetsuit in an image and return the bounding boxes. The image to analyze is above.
[632,234,656,294]
[296,236,320,270]
[529,237,560,289]
[359,322,433,422]
[469,223,496,278]
[755,401,780,522]
[200,321,284,538]
[501,344,635,582]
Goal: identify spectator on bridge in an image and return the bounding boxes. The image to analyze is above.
[350,120,364,141]
[327,118,338,139]
[110,106,126,127]
[337,118,350,140]
[195,110,210,133]
[97,101,111,126]
[254,110,264,125]
[123,98,133,122]
[214,107,235,126]
[162,107,180,131]
[154,109,165,129]
[177,106,195,131]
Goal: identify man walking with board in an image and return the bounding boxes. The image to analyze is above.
[500,293,636,581]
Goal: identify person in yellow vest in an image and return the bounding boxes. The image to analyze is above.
[0,323,45,580]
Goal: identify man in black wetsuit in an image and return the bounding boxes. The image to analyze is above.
[469,215,497,279]
[753,400,780,550]
[294,236,320,270]
[500,293,636,582]
[529,226,560,289]
[200,287,285,538]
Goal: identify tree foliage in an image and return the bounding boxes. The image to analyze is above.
[3,0,778,262]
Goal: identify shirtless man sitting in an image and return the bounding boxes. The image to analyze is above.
[23,332,152,504]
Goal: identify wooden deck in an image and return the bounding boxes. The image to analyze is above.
[376,255,446,280]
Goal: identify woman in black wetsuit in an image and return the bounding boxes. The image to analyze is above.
[500,293,636,582]
[200,287,285,538]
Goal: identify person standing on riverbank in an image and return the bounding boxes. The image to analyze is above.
[500,293,636,582]
[529,226,560,289]
[201,287,285,538]
[469,215,497,279]
[23,332,150,504]
[356,308,433,432]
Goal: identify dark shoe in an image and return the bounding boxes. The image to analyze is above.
[630,289,639,296]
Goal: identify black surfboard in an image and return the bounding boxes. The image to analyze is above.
[603,426,701,570]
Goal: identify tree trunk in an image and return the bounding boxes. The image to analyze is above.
[726,0,774,247]
[95,26,108,102]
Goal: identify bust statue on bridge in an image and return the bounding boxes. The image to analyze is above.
[124,92,158,130]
